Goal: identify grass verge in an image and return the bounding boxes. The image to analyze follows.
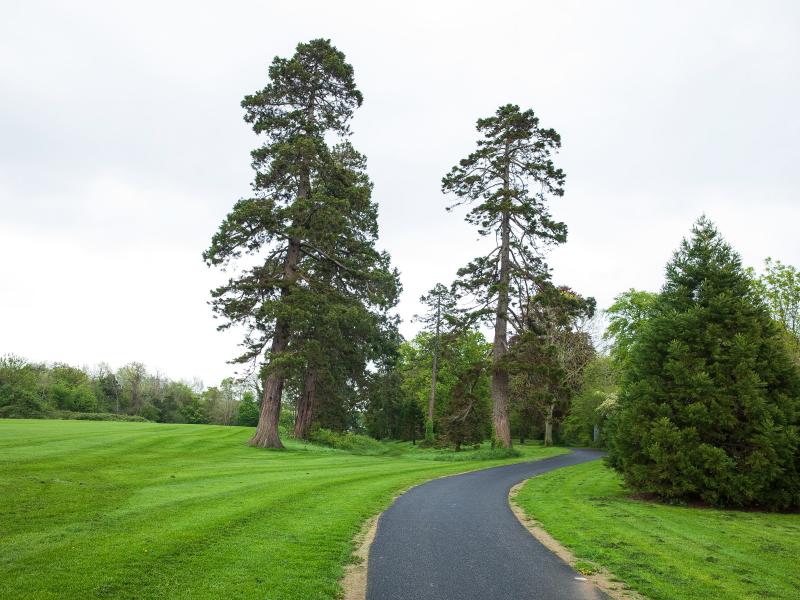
[0,419,565,599]
[514,460,800,600]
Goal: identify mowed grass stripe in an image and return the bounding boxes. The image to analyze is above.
[0,419,566,599]
[515,461,800,600]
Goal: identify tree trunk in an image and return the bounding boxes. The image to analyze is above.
[544,403,555,446]
[250,237,302,449]
[251,370,285,448]
[491,164,513,448]
[293,369,316,439]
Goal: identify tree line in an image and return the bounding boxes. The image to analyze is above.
[0,357,261,427]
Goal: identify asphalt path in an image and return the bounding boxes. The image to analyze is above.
[366,449,608,600]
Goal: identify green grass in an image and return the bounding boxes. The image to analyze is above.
[515,460,800,600]
[0,419,566,599]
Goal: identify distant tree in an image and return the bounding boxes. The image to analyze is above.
[604,289,658,369]
[397,329,492,447]
[561,355,617,446]
[157,381,194,423]
[47,364,98,412]
[607,218,800,510]
[118,362,147,415]
[443,105,567,447]
[414,283,459,442]
[92,363,122,413]
[508,285,595,446]
[204,39,398,448]
[180,396,208,424]
[437,360,491,451]
[237,390,260,426]
[750,258,800,358]
[0,355,45,418]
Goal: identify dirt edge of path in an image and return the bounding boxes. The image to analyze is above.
[341,513,379,600]
[508,481,647,600]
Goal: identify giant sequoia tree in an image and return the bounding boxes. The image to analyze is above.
[204,40,398,448]
[607,218,800,510]
[442,105,567,447]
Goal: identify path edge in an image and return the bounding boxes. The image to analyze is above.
[508,479,647,600]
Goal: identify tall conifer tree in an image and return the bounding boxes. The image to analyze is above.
[442,105,567,447]
[608,218,800,509]
[204,40,398,448]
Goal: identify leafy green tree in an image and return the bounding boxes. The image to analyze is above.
[47,364,98,412]
[607,218,800,510]
[604,289,658,369]
[750,258,800,359]
[92,364,122,413]
[508,284,595,446]
[437,360,491,450]
[414,283,459,442]
[561,355,617,446]
[237,390,260,426]
[443,104,567,447]
[204,39,397,448]
[397,329,492,448]
[117,362,147,415]
[0,355,45,418]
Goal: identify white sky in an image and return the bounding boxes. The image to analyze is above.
[1,0,798,385]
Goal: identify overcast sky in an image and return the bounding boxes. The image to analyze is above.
[1,0,798,385]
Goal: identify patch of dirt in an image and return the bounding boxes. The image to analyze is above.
[341,515,378,600]
[508,481,648,600]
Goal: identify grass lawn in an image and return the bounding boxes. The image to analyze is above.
[0,419,565,599]
[515,460,800,600]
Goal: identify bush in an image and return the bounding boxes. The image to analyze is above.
[607,218,800,510]
[429,446,521,461]
[237,391,260,426]
[50,411,149,422]
[309,428,399,455]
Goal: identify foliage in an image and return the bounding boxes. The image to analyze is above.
[607,217,800,510]
[0,354,257,426]
[308,427,398,456]
[515,460,800,600]
[50,411,150,422]
[749,257,800,362]
[237,390,260,426]
[395,329,493,449]
[442,104,568,447]
[0,355,46,418]
[508,284,596,445]
[561,355,618,446]
[436,360,491,450]
[603,288,658,369]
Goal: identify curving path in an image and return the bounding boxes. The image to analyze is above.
[367,449,608,600]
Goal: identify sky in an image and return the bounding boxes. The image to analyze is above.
[1,0,798,385]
